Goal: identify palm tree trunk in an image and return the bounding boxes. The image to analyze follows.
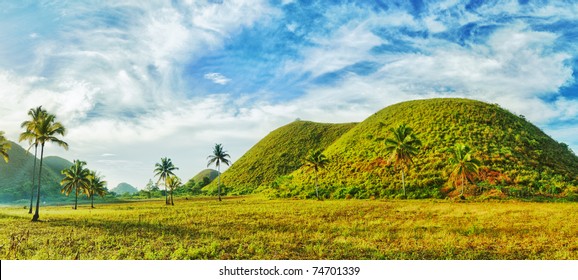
[165,181,169,205]
[74,187,78,210]
[170,190,174,206]
[32,144,44,222]
[315,171,319,200]
[401,169,406,197]
[217,166,222,202]
[28,144,38,214]
[91,192,94,208]
[460,172,465,197]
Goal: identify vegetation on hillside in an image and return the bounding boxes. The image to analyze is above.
[110,183,139,195]
[0,131,10,163]
[179,169,219,196]
[383,124,422,197]
[0,142,72,203]
[302,149,329,200]
[274,99,578,199]
[209,121,356,195]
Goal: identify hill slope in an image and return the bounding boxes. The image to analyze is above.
[110,182,138,195]
[192,169,219,183]
[205,120,356,194]
[0,142,73,202]
[275,98,578,199]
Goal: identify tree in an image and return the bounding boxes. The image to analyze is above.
[61,160,91,210]
[448,143,480,199]
[303,149,329,200]
[87,171,107,208]
[165,175,181,205]
[31,112,68,221]
[19,106,47,214]
[207,143,231,202]
[154,157,178,205]
[384,124,421,198]
[0,131,11,163]
[144,179,157,198]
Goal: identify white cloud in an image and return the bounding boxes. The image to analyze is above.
[204,72,231,85]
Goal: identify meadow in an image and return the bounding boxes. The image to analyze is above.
[0,196,576,260]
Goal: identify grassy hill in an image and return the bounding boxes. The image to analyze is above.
[0,141,73,202]
[110,182,138,195]
[205,120,356,194]
[192,169,219,183]
[272,98,578,199]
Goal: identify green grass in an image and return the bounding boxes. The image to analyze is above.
[1,196,576,260]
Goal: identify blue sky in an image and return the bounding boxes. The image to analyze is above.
[1,0,577,189]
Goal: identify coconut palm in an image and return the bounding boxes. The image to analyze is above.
[61,160,91,210]
[154,157,178,205]
[0,131,11,163]
[31,112,68,221]
[448,143,480,198]
[87,171,108,208]
[19,106,47,213]
[207,143,231,202]
[165,175,181,206]
[303,149,329,200]
[384,124,421,197]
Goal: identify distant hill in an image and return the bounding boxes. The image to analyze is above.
[276,98,578,199]
[192,169,219,183]
[0,141,73,202]
[204,120,356,194]
[110,182,138,195]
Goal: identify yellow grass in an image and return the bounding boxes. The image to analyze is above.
[0,196,576,259]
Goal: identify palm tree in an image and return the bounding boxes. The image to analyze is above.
[165,175,181,206]
[0,131,11,163]
[32,112,68,221]
[19,106,47,214]
[384,124,421,197]
[303,149,329,200]
[61,160,91,210]
[207,143,231,202]
[87,171,107,208]
[448,143,480,199]
[154,157,178,205]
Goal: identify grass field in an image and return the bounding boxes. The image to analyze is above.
[0,196,576,260]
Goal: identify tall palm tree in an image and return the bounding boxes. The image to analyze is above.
[61,160,91,210]
[448,143,480,198]
[19,106,47,214]
[165,175,181,206]
[31,112,68,221]
[207,143,231,202]
[87,171,107,208]
[0,131,11,163]
[303,149,329,200]
[384,124,421,197]
[154,157,178,205]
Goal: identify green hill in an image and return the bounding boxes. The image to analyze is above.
[205,120,357,194]
[192,169,219,183]
[273,98,578,199]
[110,182,138,195]
[0,141,73,202]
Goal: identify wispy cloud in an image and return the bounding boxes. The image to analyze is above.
[204,73,231,85]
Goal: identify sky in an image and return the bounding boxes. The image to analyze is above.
[1,0,577,190]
